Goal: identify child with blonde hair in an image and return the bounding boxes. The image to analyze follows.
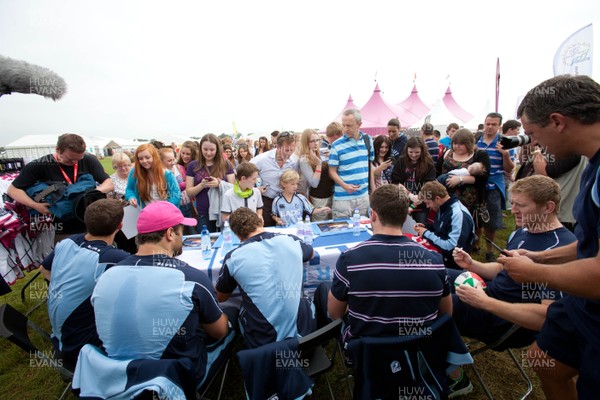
[271,169,330,226]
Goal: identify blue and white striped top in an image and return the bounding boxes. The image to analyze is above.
[329,132,374,200]
[476,134,513,192]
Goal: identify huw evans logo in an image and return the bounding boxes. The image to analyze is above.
[399,386,435,400]
[275,350,309,369]
[29,350,63,368]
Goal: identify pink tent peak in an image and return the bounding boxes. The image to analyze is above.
[333,94,360,122]
[396,84,431,127]
[442,86,474,122]
[359,83,408,136]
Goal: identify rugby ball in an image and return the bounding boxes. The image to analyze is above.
[454,271,487,289]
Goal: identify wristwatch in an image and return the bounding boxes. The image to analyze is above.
[459,176,464,185]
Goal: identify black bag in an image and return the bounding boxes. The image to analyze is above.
[363,134,372,193]
[73,189,107,222]
[472,202,491,229]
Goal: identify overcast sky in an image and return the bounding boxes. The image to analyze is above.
[0,0,598,146]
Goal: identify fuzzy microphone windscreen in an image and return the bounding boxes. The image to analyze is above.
[0,55,67,100]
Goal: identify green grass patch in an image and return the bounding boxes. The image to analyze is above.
[98,156,114,175]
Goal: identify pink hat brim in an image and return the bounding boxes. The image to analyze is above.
[181,217,197,227]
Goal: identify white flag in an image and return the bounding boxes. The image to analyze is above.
[553,24,593,76]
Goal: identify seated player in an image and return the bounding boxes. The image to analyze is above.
[216,207,316,348]
[91,201,230,387]
[451,176,576,345]
[41,199,131,371]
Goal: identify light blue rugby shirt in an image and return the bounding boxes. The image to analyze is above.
[329,132,374,200]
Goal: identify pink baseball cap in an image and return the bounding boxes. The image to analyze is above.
[137,201,197,234]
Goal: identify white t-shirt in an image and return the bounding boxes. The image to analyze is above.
[221,187,264,214]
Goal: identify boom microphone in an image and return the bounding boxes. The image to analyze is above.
[0,55,67,100]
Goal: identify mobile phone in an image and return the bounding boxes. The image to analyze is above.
[205,177,214,181]
[484,237,511,257]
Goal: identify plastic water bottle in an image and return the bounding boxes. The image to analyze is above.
[201,225,212,259]
[352,208,361,236]
[296,212,304,238]
[304,215,313,245]
[222,220,233,253]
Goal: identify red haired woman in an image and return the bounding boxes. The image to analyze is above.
[125,144,181,209]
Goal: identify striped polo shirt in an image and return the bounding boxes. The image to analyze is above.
[477,134,513,191]
[329,132,374,200]
[425,138,440,162]
[330,234,448,341]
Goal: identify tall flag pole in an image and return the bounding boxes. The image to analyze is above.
[495,58,500,113]
[553,24,593,76]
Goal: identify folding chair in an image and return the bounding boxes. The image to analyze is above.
[298,318,343,399]
[197,343,233,400]
[346,314,472,400]
[0,303,73,400]
[198,308,239,400]
[237,338,314,400]
[468,324,534,400]
[73,343,197,400]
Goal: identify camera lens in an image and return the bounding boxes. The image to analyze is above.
[499,134,531,149]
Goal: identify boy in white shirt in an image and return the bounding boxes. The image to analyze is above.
[221,162,264,224]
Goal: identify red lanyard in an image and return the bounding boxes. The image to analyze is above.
[53,154,78,184]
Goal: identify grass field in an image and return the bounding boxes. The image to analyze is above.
[0,157,546,399]
[98,156,114,176]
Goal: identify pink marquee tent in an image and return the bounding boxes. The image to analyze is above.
[410,85,475,130]
[396,85,431,128]
[441,86,474,123]
[359,83,408,136]
[331,82,475,135]
[333,95,360,122]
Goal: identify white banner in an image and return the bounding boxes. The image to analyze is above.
[553,24,593,76]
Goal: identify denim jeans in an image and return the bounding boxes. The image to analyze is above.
[197,214,217,233]
[180,203,198,235]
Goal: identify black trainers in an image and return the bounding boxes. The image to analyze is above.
[448,371,474,398]
[485,252,496,262]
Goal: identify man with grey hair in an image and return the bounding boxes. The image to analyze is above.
[328,109,374,218]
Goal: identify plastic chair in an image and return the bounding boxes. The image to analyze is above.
[468,324,534,400]
[198,309,239,400]
[346,314,472,400]
[237,319,342,400]
[197,349,232,400]
[0,303,73,400]
[298,318,343,399]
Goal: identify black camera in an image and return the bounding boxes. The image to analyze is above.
[499,134,531,149]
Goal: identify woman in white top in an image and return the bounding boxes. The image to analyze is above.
[108,152,132,199]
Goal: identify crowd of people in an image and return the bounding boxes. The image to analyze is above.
[4,74,600,399]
